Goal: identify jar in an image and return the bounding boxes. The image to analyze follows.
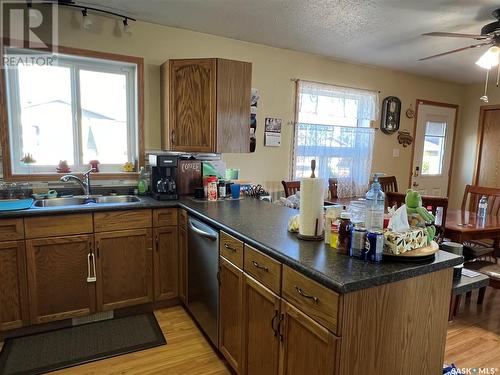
[337,211,352,255]
[207,176,218,201]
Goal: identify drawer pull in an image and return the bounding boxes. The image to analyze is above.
[271,309,279,336]
[224,243,237,251]
[295,286,319,304]
[252,260,269,272]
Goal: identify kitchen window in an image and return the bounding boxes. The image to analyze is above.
[293,80,378,197]
[2,47,143,178]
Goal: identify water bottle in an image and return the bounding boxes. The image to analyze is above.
[365,173,385,231]
[478,195,488,219]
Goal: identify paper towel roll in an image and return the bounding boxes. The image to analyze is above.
[299,178,325,238]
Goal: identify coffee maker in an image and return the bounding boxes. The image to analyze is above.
[149,154,179,200]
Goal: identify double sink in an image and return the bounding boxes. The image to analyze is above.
[33,195,140,208]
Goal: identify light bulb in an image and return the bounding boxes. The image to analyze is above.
[475,46,500,69]
[82,9,93,30]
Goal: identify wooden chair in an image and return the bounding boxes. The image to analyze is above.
[379,176,398,193]
[385,191,449,242]
[461,185,500,259]
[281,180,300,198]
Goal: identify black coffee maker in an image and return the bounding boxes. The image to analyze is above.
[149,154,178,200]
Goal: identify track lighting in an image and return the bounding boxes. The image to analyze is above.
[82,9,93,30]
[123,18,132,35]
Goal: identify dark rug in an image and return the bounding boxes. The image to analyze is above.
[0,313,166,375]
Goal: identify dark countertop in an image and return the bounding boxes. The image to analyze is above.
[0,196,462,294]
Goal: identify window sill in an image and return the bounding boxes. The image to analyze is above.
[3,172,140,182]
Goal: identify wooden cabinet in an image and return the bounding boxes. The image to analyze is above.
[95,229,153,311]
[278,300,338,375]
[219,256,243,373]
[0,241,28,330]
[178,225,187,304]
[242,275,280,375]
[153,226,179,301]
[26,235,96,324]
[162,58,251,153]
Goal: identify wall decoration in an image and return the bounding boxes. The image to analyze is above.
[380,96,401,134]
[405,103,415,119]
[397,130,414,147]
[264,117,282,147]
[250,88,259,153]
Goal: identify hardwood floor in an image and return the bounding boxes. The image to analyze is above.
[50,306,231,374]
[445,287,500,369]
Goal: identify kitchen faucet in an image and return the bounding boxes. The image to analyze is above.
[60,167,94,196]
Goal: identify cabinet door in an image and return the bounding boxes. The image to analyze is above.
[242,275,280,375]
[0,241,28,330]
[96,229,153,311]
[169,59,216,152]
[26,235,96,324]
[219,256,243,373]
[178,226,187,304]
[153,226,179,301]
[278,300,338,375]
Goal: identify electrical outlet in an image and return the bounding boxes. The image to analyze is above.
[392,148,400,158]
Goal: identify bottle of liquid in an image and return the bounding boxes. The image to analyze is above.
[330,218,340,249]
[337,211,352,255]
[365,173,385,231]
[137,166,147,195]
[478,195,488,219]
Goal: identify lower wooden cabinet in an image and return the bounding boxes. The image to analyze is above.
[242,275,280,375]
[178,225,187,304]
[0,241,28,331]
[154,226,179,301]
[278,300,338,375]
[219,256,243,373]
[26,235,96,324]
[95,229,153,311]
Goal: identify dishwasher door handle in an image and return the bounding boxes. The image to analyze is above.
[188,219,218,241]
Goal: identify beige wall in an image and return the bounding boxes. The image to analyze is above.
[7,8,467,194]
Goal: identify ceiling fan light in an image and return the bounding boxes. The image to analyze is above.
[475,46,500,69]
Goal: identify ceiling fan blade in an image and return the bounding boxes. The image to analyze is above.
[423,32,489,40]
[419,42,492,61]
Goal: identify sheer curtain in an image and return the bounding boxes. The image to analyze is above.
[293,80,378,198]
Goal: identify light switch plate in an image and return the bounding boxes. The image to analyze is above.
[392,148,400,158]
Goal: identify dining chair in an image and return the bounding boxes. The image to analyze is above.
[379,176,398,193]
[461,185,500,259]
[385,191,449,242]
[281,180,300,197]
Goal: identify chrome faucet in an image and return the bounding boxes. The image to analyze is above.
[60,168,94,196]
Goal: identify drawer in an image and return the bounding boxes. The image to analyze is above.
[178,209,187,229]
[94,210,152,232]
[282,266,340,334]
[25,214,93,239]
[0,218,24,241]
[244,245,281,294]
[219,231,243,269]
[153,208,178,227]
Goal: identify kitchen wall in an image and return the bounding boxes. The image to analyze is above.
[4,7,466,196]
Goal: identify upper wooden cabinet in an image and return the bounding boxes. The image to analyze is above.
[161,58,252,153]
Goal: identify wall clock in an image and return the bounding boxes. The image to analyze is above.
[380,96,401,135]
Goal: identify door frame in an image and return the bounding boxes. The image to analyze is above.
[408,99,459,197]
[472,104,500,185]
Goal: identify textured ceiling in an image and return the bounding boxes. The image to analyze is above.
[83,0,500,84]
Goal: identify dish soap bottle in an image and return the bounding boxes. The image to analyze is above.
[137,166,148,195]
[365,173,385,231]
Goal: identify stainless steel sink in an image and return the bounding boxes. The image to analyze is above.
[33,197,88,207]
[95,195,140,204]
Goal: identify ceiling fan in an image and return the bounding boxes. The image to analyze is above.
[419,8,500,64]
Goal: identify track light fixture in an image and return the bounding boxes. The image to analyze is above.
[123,18,132,35]
[81,8,93,30]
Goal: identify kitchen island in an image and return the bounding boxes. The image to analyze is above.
[0,196,461,374]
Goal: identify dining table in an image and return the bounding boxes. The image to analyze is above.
[445,209,500,243]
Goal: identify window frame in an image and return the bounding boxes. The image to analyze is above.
[0,42,144,181]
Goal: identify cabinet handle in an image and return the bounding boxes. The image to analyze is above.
[87,252,97,283]
[278,313,285,342]
[271,309,279,336]
[171,129,176,145]
[252,260,269,272]
[224,243,236,252]
[295,286,319,304]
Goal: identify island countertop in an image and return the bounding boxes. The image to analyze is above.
[0,196,462,294]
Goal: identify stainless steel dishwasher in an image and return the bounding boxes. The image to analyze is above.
[186,215,219,347]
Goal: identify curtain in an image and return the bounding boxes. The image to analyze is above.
[293,80,378,198]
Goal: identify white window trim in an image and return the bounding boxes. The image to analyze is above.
[5,47,138,175]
